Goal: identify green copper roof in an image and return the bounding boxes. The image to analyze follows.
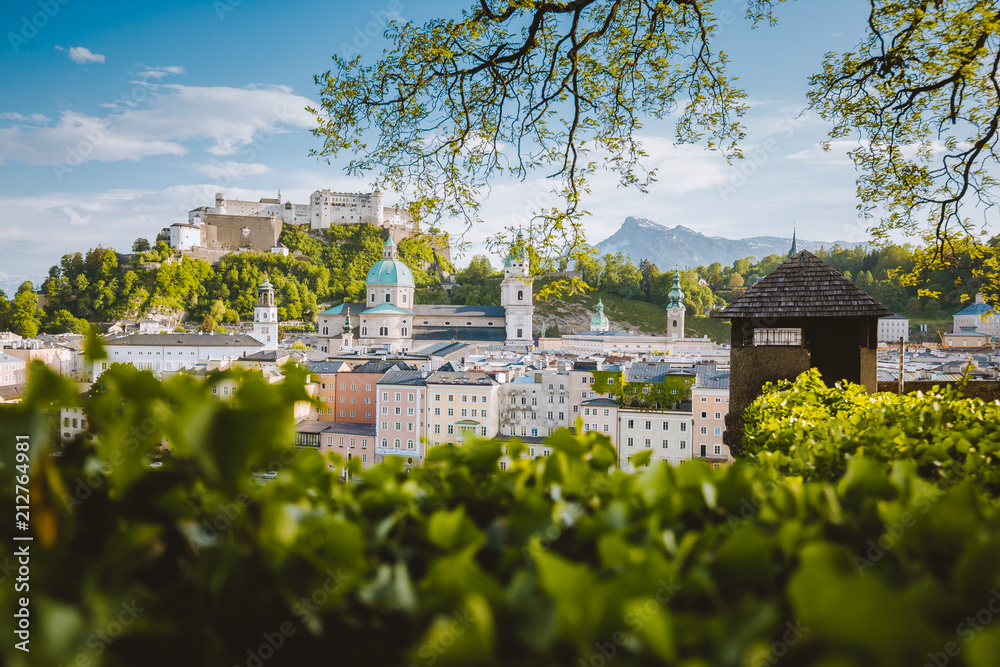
[590,298,609,326]
[363,302,410,315]
[666,271,684,309]
[788,228,797,258]
[367,236,415,286]
[504,230,527,267]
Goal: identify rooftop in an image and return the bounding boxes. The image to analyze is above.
[715,250,893,319]
[104,333,264,347]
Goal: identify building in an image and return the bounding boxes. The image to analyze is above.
[665,271,686,339]
[617,408,693,470]
[317,237,534,352]
[425,372,501,447]
[98,333,263,380]
[579,397,618,447]
[499,371,572,438]
[878,314,910,343]
[250,275,279,352]
[942,331,991,348]
[0,352,28,386]
[310,359,412,423]
[692,366,731,464]
[953,295,1000,336]
[318,422,378,475]
[376,370,429,464]
[715,249,892,457]
[590,299,610,332]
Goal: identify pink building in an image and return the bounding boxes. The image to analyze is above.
[579,398,619,449]
[376,370,427,468]
[0,353,27,386]
[692,369,731,465]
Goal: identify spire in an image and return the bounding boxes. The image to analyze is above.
[382,235,398,260]
[788,223,798,258]
[666,271,684,309]
[343,307,352,334]
[277,187,281,202]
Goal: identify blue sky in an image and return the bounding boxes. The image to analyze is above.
[0,0,876,285]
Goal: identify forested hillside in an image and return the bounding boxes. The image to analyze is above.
[0,225,454,336]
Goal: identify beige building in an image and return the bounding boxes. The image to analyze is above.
[618,408,693,470]
[425,372,500,448]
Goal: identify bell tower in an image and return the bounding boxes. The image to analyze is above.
[666,271,685,339]
[500,232,534,343]
[252,273,278,351]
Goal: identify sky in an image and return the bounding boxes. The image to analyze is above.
[0,0,878,286]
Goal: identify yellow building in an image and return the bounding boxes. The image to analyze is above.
[425,372,500,447]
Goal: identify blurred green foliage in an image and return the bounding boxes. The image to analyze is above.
[2,364,1000,666]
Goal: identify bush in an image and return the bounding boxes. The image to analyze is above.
[2,364,1000,666]
[743,368,1000,494]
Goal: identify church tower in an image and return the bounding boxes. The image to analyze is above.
[252,273,279,351]
[666,271,685,339]
[590,298,610,332]
[500,233,534,343]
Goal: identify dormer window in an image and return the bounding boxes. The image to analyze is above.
[385,294,390,303]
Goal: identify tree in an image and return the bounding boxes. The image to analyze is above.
[9,282,40,338]
[200,314,215,333]
[543,324,560,338]
[809,1,1000,299]
[729,273,744,289]
[311,0,781,274]
[132,238,151,253]
[638,259,659,302]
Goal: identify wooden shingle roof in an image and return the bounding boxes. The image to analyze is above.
[714,250,893,319]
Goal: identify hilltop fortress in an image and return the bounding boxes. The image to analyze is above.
[169,190,421,261]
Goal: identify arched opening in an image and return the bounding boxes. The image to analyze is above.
[517,290,523,301]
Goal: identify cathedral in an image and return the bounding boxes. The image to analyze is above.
[316,237,534,353]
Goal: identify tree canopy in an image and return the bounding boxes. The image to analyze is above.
[312,0,1000,300]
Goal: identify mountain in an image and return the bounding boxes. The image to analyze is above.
[595,217,864,269]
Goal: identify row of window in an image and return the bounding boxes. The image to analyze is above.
[625,437,688,451]
[698,411,725,419]
[326,436,370,448]
[625,419,688,432]
[2,374,24,383]
[328,410,372,418]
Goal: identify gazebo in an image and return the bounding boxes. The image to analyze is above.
[713,250,892,456]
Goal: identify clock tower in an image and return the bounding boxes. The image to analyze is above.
[252,273,278,351]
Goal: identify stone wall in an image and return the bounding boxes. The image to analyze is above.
[724,346,811,458]
[204,214,281,251]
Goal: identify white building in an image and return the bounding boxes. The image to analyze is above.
[0,352,27,386]
[97,333,263,380]
[250,275,279,352]
[953,295,1000,337]
[878,314,910,343]
[318,237,534,353]
[498,371,572,439]
[617,408,693,470]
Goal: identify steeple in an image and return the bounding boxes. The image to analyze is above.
[382,235,398,260]
[788,223,798,258]
[666,271,684,309]
[343,307,352,334]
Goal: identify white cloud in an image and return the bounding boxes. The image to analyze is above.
[137,66,185,79]
[0,84,314,167]
[61,205,91,226]
[62,46,106,64]
[0,112,49,124]
[786,140,856,166]
[193,161,272,180]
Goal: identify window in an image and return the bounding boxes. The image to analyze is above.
[447,408,454,416]
[680,440,686,449]
[350,410,355,417]
[434,424,440,433]
[680,423,687,432]
[434,407,441,416]
[645,420,651,430]
[517,290,523,301]
[394,407,401,415]
[644,439,651,449]
[604,409,610,417]
[662,440,668,449]
[382,392,388,401]
[340,410,346,417]
[395,392,402,401]
[381,406,388,414]
[517,328,523,338]
[350,438,356,448]
[367,385,372,391]
[448,394,454,402]
[395,422,402,431]
[340,383,346,391]
[627,419,634,428]
[715,412,722,420]
[715,397,722,403]
[381,421,388,430]
[447,425,454,435]
[559,412,565,420]
[714,444,722,456]
[408,393,415,402]
[381,438,388,447]
[572,406,578,413]
[366,412,371,419]
[715,427,722,436]
[500,461,507,471]
[461,409,468,417]
[701,397,707,402]
[350,384,356,391]
[627,437,634,447]
[394,439,401,448]
[407,439,414,449]
[407,407,414,416]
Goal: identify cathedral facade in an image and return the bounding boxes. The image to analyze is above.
[317,237,534,353]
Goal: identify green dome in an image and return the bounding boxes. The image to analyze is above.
[590,299,609,326]
[366,259,414,286]
[366,237,414,287]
